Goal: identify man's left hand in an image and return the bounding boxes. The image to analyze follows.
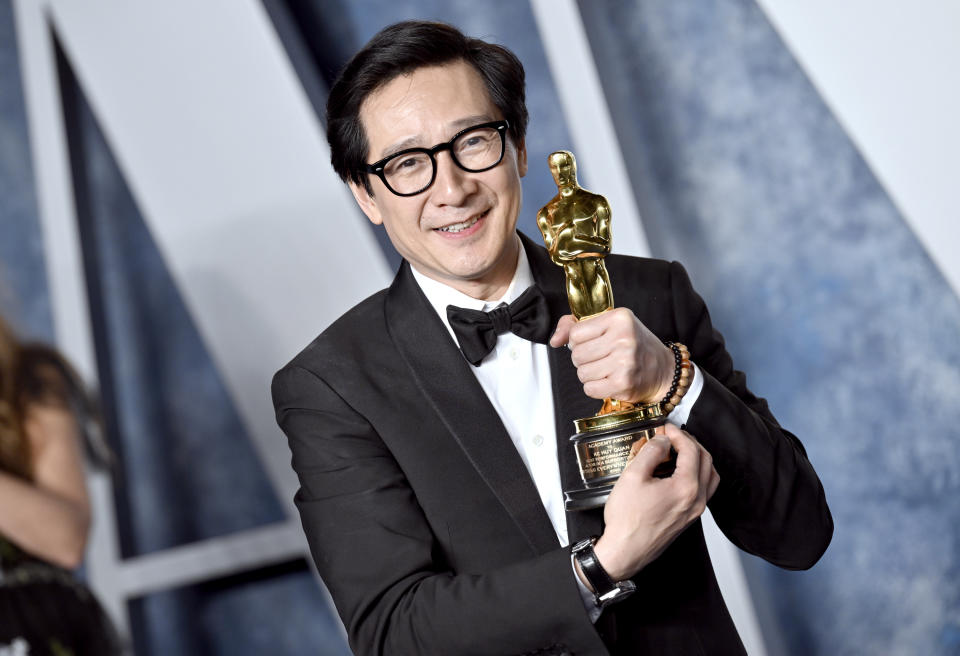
[549,308,675,405]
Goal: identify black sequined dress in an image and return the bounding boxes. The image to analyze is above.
[0,536,121,656]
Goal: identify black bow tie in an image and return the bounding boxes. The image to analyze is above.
[446,285,552,366]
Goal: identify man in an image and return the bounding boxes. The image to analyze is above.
[272,20,832,656]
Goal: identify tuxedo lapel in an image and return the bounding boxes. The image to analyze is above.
[523,233,606,541]
[385,262,558,555]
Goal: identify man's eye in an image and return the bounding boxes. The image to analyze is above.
[397,157,418,169]
[461,134,491,150]
[388,155,427,174]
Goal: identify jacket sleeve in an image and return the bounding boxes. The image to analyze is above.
[667,261,833,569]
[272,363,610,656]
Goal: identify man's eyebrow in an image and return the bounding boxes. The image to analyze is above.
[378,114,497,159]
[379,136,422,159]
[448,114,495,132]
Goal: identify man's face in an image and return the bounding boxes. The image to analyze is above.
[350,60,527,299]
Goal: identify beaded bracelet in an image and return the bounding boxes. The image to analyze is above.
[660,342,692,413]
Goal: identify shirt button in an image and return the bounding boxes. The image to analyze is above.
[532,434,544,446]
[509,348,519,360]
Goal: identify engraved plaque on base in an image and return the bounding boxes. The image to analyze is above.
[564,404,671,511]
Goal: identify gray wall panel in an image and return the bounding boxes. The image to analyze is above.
[0,0,53,339]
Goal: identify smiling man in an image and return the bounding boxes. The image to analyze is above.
[350,59,525,301]
[272,20,832,656]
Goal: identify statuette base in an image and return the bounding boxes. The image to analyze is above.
[564,403,674,511]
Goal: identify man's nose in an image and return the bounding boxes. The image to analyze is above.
[430,151,477,206]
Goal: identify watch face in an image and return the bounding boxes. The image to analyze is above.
[598,581,637,608]
[572,537,598,553]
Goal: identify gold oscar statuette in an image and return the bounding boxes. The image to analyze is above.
[537,150,669,511]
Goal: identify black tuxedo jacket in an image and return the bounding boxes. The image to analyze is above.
[272,234,832,656]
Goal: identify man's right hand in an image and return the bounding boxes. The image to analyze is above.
[591,423,720,582]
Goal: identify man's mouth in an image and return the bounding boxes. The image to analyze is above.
[435,210,488,233]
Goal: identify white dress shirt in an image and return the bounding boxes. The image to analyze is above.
[412,239,703,544]
[412,239,704,616]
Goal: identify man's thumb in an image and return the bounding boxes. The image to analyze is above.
[628,435,671,477]
[550,315,576,347]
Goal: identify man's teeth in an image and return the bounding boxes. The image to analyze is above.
[437,215,481,233]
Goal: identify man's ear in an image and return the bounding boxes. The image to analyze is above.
[516,137,528,178]
[348,181,383,225]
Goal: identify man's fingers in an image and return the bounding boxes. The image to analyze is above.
[549,315,577,347]
[707,468,721,500]
[627,435,672,478]
[697,443,714,503]
[569,336,614,367]
[663,423,719,502]
[574,358,614,384]
[565,310,613,343]
[663,423,701,478]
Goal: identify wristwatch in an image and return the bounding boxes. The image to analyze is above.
[571,536,636,608]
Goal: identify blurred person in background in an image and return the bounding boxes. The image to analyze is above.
[0,315,121,655]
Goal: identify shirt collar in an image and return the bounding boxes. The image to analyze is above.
[411,236,535,337]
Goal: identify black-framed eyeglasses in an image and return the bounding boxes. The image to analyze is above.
[362,120,509,197]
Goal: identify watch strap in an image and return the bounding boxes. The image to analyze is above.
[572,537,636,608]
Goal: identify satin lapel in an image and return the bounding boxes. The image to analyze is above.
[523,233,606,542]
[385,262,558,555]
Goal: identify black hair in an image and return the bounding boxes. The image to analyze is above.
[326,20,528,194]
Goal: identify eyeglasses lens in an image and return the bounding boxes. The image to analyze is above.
[452,126,503,171]
[383,153,433,196]
[383,125,503,195]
